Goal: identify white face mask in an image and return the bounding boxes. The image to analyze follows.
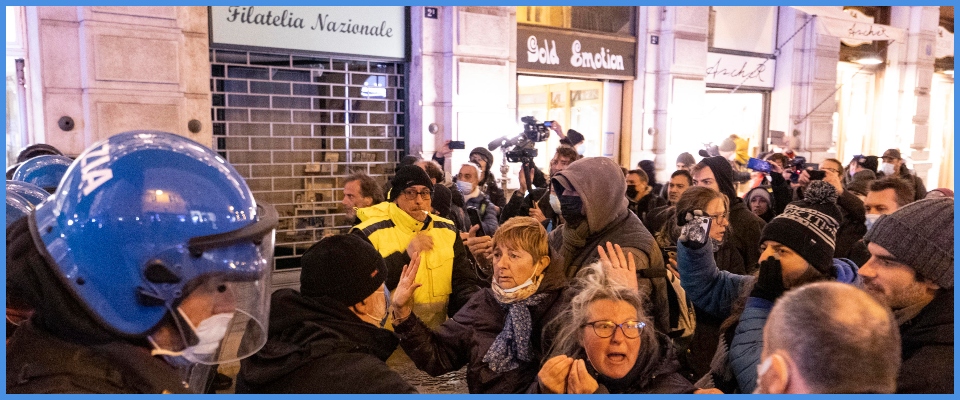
[549,193,562,214]
[456,180,474,196]
[151,310,235,363]
[360,286,390,328]
[576,145,586,156]
[865,213,882,231]
[880,162,896,175]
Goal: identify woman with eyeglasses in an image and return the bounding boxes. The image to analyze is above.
[655,186,744,383]
[533,262,695,394]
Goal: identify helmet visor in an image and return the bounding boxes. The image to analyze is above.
[176,203,277,365]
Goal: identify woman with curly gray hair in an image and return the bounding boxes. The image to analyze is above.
[532,261,694,394]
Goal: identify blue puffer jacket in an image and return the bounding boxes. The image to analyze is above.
[677,241,861,393]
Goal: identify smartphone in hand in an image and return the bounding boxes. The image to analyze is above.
[680,215,711,247]
[448,141,466,150]
[466,206,487,237]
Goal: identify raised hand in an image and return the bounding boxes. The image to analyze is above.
[528,202,547,223]
[566,359,599,394]
[406,232,434,259]
[391,252,422,321]
[463,225,494,266]
[598,241,637,290]
[537,355,574,394]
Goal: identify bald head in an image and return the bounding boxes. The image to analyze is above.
[762,282,900,394]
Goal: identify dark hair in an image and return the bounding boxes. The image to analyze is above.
[627,169,649,184]
[554,146,581,162]
[417,160,444,183]
[822,158,843,170]
[767,153,789,169]
[766,282,900,393]
[869,177,915,207]
[345,172,384,204]
[670,169,693,186]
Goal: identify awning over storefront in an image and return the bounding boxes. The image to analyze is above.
[791,6,904,43]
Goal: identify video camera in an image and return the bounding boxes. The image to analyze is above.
[487,116,551,163]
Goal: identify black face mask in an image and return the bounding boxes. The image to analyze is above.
[560,195,586,227]
[626,185,639,199]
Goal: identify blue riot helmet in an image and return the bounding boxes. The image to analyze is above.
[7,191,33,227]
[30,131,278,365]
[6,180,49,206]
[12,154,73,193]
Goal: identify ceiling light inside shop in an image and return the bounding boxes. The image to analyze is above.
[854,56,883,65]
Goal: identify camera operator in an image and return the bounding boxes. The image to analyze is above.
[545,120,585,153]
[499,146,580,231]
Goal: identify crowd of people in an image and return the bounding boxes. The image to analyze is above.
[4,128,954,394]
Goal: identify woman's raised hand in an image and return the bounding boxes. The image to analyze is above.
[598,241,638,291]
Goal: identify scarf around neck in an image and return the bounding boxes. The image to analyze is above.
[482,293,549,373]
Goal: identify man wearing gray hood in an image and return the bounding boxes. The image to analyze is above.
[548,157,669,334]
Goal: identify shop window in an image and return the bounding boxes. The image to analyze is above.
[517,6,635,36]
[709,7,778,54]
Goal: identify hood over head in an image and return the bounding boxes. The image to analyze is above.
[552,157,628,234]
[699,156,738,202]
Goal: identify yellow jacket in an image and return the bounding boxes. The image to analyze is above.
[353,202,462,326]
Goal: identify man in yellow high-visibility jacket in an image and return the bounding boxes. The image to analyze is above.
[352,165,486,327]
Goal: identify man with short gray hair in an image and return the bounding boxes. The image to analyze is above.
[757,282,900,394]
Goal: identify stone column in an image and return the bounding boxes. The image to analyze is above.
[889,6,939,182]
[788,7,841,162]
[633,6,708,182]
[29,6,211,154]
[409,6,516,180]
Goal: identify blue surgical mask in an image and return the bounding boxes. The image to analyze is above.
[456,180,473,196]
[865,213,882,231]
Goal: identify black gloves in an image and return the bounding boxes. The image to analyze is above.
[750,257,786,302]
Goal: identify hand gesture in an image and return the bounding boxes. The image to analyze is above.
[549,121,564,138]
[406,232,434,259]
[598,241,637,290]
[797,169,811,187]
[677,210,710,250]
[666,255,680,279]
[518,168,532,193]
[822,168,844,194]
[566,359,599,394]
[537,355,574,394]
[463,225,494,265]
[435,140,453,159]
[391,252,422,321]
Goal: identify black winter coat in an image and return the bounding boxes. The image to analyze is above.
[236,290,417,394]
[393,261,570,393]
[726,198,764,274]
[897,289,953,393]
[6,322,190,394]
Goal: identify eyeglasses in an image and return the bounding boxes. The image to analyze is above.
[707,211,729,223]
[582,320,646,339]
[402,188,432,200]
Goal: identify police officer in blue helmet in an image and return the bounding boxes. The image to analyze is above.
[6,131,278,393]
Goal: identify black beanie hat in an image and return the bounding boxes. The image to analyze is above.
[760,181,842,275]
[638,160,657,185]
[396,155,420,172]
[299,234,386,306]
[860,155,879,173]
[699,156,738,201]
[431,183,452,218]
[389,165,433,201]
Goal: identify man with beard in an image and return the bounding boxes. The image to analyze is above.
[859,197,953,393]
[548,157,670,335]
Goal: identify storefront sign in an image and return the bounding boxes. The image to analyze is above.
[705,52,775,89]
[517,26,636,79]
[210,6,405,59]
